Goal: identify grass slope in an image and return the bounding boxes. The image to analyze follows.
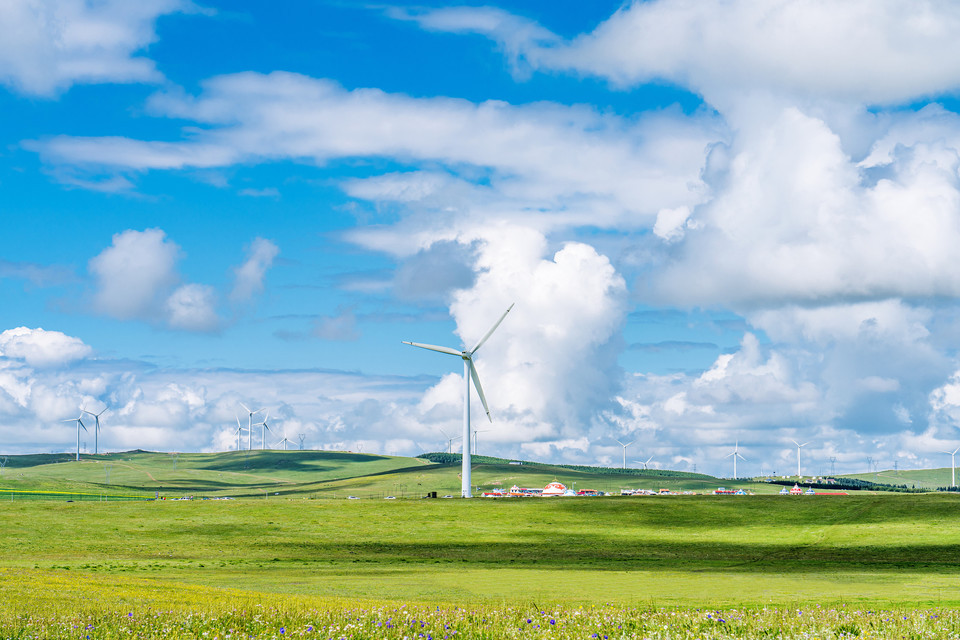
[0,450,775,498]
[5,494,960,607]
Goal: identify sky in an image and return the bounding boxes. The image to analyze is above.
[5,0,960,478]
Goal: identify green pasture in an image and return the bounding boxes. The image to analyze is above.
[5,493,960,609]
[0,449,780,498]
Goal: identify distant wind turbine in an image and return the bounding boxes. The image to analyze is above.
[634,456,654,470]
[82,407,107,455]
[439,428,462,454]
[943,447,960,488]
[240,403,265,450]
[473,429,490,456]
[233,416,246,452]
[726,442,746,479]
[256,412,272,449]
[275,430,295,450]
[62,413,86,461]
[792,440,808,478]
[615,439,634,470]
[403,303,514,498]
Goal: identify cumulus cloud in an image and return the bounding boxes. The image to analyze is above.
[165,284,220,332]
[648,106,960,306]
[88,228,180,320]
[230,237,279,303]
[409,226,628,447]
[0,327,91,368]
[87,228,277,332]
[0,0,195,97]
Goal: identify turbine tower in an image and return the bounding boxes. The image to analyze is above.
[82,407,107,455]
[240,403,265,451]
[62,413,86,461]
[943,447,960,488]
[403,303,513,498]
[615,439,634,470]
[792,440,808,478]
[726,442,746,479]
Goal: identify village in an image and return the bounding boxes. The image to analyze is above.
[479,481,850,497]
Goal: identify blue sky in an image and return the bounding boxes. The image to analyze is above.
[5,0,960,478]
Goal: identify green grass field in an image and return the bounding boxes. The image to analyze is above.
[5,451,960,638]
[0,449,797,499]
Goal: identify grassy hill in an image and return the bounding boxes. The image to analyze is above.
[0,449,782,498]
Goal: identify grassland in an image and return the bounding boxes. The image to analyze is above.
[4,451,960,638]
[0,449,792,499]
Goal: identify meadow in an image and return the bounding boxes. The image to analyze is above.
[5,451,960,638]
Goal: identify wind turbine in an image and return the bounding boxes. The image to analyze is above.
[403,303,514,498]
[726,442,746,479]
[275,430,295,450]
[473,429,490,456]
[82,407,107,455]
[792,440,808,478]
[239,403,265,450]
[439,428,462,454]
[615,439,634,470]
[256,412,272,449]
[943,447,960,488]
[233,416,246,451]
[298,434,305,450]
[62,413,86,461]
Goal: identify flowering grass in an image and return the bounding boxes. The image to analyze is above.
[3,569,960,640]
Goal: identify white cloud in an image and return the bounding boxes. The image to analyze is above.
[87,229,276,332]
[88,228,180,320]
[230,237,279,302]
[409,1,960,108]
[165,284,220,332]
[411,226,628,445]
[648,107,960,306]
[0,0,194,97]
[0,327,91,368]
[30,71,720,238]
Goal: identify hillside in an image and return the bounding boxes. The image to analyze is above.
[0,449,770,498]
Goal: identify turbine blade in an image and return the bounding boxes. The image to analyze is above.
[240,402,251,413]
[737,453,747,460]
[468,360,492,421]
[469,303,514,354]
[402,341,462,357]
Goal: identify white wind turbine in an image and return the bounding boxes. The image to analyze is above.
[403,303,514,498]
[473,429,490,456]
[726,442,746,479]
[639,455,654,470]
[82,407,107,454]
[233,416,246,452]
[943,446,960,488]
[439,428,462,454]
[240,403,265,450]
[275,429,295,450]
[256,412,272,449]
[615,439,634,470]
[792,440,808,478]
[62,413,86,461]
